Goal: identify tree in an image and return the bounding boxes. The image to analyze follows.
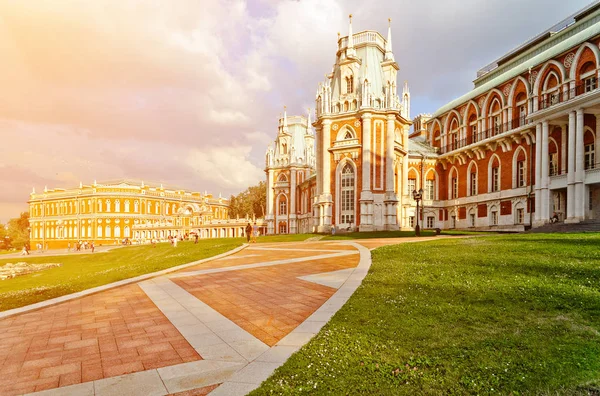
[229,181,266,219]
[7,212,29,249]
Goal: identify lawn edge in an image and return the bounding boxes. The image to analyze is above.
[0,243,248,319]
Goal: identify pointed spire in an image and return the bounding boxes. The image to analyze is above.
[160,183,163,189]
[32,187,35,194]
[306,108,312,133]
[93,180,97,186]
[141,180,144,188]
[385,18,394,61]
[283,105,288,130]
[79,181,82,188]
[44,185,48,193]
[347,14,355,57]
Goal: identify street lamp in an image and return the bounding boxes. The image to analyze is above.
[412,188,424,236]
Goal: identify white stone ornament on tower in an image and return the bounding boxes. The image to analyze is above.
[385,18,394,62]
[347,14,356,58]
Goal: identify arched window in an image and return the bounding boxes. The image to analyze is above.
[155,202,160,214]
[134,200,139,213]
[468,114,478,144]
[513,147,527,187]
[81,226,86,238]
[449,168,459,199]
[489,156,501,192]
[97,225,103,237]
[339,163,355,225]
[282,142,288,154]
[165,204,169,215]
[278,173,288,182]
[147,202,151,213]
[515,92,528,127]
[489,98,502,136]
[114,226,121,238]
[278,195,288,216]
[467,162,478,196]
[424,170,436,200]
[97,200,102,212]
[549,139,559,176]
[346,75,353,94]
[124,200,130,213]
[344,130,353,139]
[449,118,459,151]
[579,61,597,92]
[541,71,560,108]
[105,225,111,238]
[114,200,120,212]
[105,199,111,212]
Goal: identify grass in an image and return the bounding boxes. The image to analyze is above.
[255,234,315,243]
[0,238,243,311]
[251,233,600,395]
[322,230,436,240]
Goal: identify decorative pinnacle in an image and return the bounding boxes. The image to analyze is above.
[349,14,352,21]
[337,32,340,39]
[388,18,391,26]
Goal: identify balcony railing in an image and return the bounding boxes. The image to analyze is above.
[538,82,588,110]
[440,117,531,154]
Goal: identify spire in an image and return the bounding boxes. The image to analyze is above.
[79,181,82,188]
[141,180,144,188]
[32,187,35,194]
[44,185,48,192]
[346,14,356,57]
[306,108,312,133]
[283,105,288,130]
[93,180,97,186]
[385,18,394,61]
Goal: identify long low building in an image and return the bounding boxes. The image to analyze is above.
[28,180,263,249]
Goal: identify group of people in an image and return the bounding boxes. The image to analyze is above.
[67,241,95,253]
[245,222,259,243]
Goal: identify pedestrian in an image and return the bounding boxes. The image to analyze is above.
[151,239,156,248]
[194,233,199,244]
[90,242,95,253]
[67,242,71,252]
[251,222,258,243]
[245,222,252,243]
[173,236,178,247]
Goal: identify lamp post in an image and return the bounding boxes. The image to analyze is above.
[412,188,423,236]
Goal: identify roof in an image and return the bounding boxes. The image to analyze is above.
[431,10,600,119]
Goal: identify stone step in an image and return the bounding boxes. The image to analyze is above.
[527,220,600,233]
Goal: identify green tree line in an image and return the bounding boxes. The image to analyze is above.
[1,211,30,250]
[228,181,266,220]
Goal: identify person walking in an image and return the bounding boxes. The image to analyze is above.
[194,233,199,244]
[67,242,71,252]
[251,222,258,243]
[245,223,252,243]
[173,236,178,247]
[90,242,95,253]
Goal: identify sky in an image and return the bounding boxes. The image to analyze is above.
[0,0,593,222]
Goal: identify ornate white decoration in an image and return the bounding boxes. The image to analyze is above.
[332,123,339,131]
[564,52,575,69]
[529,71,538,85]
[459,107,466,117]
[354,120,361,127]
[503,83,511,97]
[478,97,485,109]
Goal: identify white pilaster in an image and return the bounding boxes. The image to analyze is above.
[541,120,549,222]
[567,111,576,221]
[575,108,585,220]
[360,113,374,230]
[290,169,297,234]
[384,115,398,230]
[560,125,567,175]
[534,123,542,222]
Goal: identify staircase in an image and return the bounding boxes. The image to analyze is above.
[527,219,600,233]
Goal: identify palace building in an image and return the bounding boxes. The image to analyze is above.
[266,4,600,234]
[28,180,253,249]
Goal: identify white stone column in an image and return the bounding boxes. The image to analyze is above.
[384,115,399,230]
[315,126,322,196]
[319,120,332,231]
[596,115,600,170]
[290,169,297,234]
[534,123,542,222]
[575,108,585,220]
[567,111,576,221]
[560,125,567,175]
[360,113,374,231]
[541,121,550,222]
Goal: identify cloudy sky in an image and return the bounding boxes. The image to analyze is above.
[0,0,592,221]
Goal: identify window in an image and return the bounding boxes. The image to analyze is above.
[408,179,416,195]
[125,200,130,213]
[452,177,458,199]
[279,196,287,215]
[471,123,478,142]
[451,215,456,228]
[279,223,287,234]
[494,115,501,135]
[114,226,121,238]
[115,200,120,212]
[516,208,524,224]
[409,216,414,228]
[105,200,111,212]
[470,213,476,227]
[517,160,526,187]
[470,172,477,196]
[549,90,559,105]
[491,210,498,225]
[590,190,594,211]
[346,76,353,94]
[340,164,355,224]
[426,216,434,228]
[97,200,102,212]
[344,130,353,140]
[585,76,597,93]
[97,225,102,237]
[491,166,500,192]
[134,201,139,212]
[155,202,160,214]
[519,105,527,126]
[585,143,595,170]
[105,225,111,238]
[549,153,558,175]
[425,179,435,200]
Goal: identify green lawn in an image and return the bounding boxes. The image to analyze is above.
[256,234,315,243]
[252,233,600,395]
[0,238,243,312]
[322,230,436,240]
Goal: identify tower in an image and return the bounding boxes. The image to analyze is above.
[313,16,412,232]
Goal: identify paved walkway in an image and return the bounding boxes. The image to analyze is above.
[0,237,442,395]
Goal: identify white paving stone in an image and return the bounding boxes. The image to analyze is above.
[93,370,167,396]
[198,343,247,362]
[228,361,280,384]
[255,345,300,363]
[158,361,246,394]
[294,320,327,333]
[228,339,270,361]
[208,381,259,396]
[276,332,316,347]
[25,382,94,396]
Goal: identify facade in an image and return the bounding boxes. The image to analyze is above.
[267,4,600,234]
[28,180,254,249]
[425,2,600,230]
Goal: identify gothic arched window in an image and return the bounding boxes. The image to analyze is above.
[340,163,355,225]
